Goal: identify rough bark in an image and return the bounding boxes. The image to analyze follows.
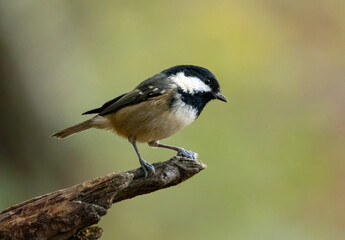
[0,156,206,240]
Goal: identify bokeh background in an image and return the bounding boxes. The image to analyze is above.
[1,0,344,239]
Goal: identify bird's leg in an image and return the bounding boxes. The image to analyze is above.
[128,137,155,177]
[148,141,198,160]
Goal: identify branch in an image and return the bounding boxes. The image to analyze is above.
[0,156,206,240]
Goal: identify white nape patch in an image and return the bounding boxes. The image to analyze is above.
[170,72,211,93]
[171,94,198,126]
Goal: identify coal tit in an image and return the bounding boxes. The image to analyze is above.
[52,65,227,177]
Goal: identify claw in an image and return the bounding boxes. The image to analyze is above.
[177,148,198,159]
[140,160,155,177]
[141,166,149,178]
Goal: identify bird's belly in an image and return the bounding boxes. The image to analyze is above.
[104,99,197,143]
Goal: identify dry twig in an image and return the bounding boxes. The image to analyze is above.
[0,156,206,240]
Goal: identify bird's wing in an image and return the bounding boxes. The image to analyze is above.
[82,93,127,115]
[96,73,172,116]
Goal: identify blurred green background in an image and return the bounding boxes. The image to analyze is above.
[0,0,344,239]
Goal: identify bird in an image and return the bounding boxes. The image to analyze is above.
[51,65,227,177]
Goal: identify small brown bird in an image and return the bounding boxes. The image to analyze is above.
[51,65,227,176]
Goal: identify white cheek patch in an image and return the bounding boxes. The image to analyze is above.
[170,72,212,93]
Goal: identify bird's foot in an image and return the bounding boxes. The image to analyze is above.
[140,160,155,177]
[177,148,198,160]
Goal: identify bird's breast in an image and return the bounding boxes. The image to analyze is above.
[169,97,198,125]
[104,92,197,143]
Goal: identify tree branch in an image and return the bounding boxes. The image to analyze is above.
[0,156,206,240]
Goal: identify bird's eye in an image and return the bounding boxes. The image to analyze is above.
[205,79,211,84]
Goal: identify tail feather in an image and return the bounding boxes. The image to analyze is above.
[51,119,94,139]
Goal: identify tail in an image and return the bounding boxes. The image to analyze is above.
[51,119,94,139]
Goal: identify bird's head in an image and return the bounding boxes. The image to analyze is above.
[162,65,228,103]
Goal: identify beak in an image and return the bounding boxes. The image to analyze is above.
[214,92,228,102]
